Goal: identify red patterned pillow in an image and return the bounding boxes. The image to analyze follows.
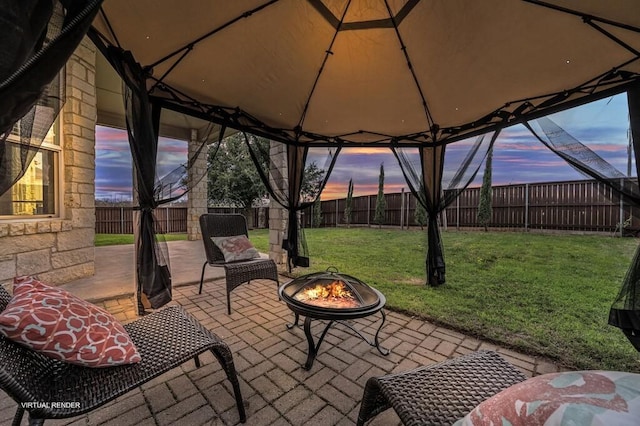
[0,276,141,367]
[212,235,260,262]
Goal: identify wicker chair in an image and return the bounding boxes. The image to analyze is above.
[357,350,527,426]
[0,287,246,425]
[199,213,279,314]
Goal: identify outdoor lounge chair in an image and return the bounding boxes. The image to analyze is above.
[198,213,279,314]
[0,286,246,425]
[356,350,527,426]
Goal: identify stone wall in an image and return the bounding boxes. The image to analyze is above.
[0,38,96,287]
[268,141,288,267]
[187,129,208,241]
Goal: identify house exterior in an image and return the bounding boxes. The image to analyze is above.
[0,38,98,288]
[0,36,287,289]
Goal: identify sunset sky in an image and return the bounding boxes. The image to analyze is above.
[96,93,633,201]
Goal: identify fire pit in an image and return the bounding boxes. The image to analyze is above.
[279,268,389,370]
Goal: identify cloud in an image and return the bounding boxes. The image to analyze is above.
[323,149,408,199]
[94,94,635,202]
[95,126,190,199]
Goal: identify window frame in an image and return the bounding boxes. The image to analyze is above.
[0,120,63,220]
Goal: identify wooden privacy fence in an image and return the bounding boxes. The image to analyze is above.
[96,179,640,234]
[445,179,639,233]
[95,206,266,234]
[95,207,187,234]
[303,179,640,234]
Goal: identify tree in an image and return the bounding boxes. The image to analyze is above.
[300,162,324,203]
[373,163,386,228]
[207,133,268,215]
[477,145,493,231]
[415,201,427,229]
[344,178,354,227]
[313,196,323,228]
[207,134,326,219]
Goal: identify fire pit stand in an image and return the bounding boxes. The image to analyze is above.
[278,269,390,370]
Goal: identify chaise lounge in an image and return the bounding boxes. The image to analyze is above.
[0,286,246,425]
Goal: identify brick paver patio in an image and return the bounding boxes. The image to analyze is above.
[0,277,561,426]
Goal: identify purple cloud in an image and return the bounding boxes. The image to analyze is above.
[95,93,634,201]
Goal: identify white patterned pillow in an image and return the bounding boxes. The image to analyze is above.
[212,235,260,262]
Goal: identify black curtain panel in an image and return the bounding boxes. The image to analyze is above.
[392,132,498,286]
[100,46,221,312]
[244,133,340,271]
[521,87,640,352]
[524,118,640,205]
[608,83,640,352]
[0,0,102,196]
[107,48,171,311]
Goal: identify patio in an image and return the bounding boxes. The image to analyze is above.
[0,241,560,426]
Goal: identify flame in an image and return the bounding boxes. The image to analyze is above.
[293,280,362,309]
[302,280,353,300]
[296,281,354,300]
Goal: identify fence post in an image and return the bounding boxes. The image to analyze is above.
[335,199,338,227]
[120,207,124,234]
[620,178,625,237]
[166,207,170,233]
[400,188,405,230]
[406,192,410,229]
[525,183,529,231]
[367,195,371,227]
[456,196,460,229]
[441,205,447,230]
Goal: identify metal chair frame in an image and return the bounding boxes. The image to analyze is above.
[198,213,279,314]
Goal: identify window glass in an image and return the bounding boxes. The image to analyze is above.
[0,149,56,216]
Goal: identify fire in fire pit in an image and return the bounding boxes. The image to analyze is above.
[294,280,360,309]
[279,267,389,370]
[280,267,381,314]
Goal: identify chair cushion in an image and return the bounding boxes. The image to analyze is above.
[0,276,141,367]
[212,235,260,262]
[454,370,640,426]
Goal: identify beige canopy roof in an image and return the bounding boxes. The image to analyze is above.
[91,0,640,146]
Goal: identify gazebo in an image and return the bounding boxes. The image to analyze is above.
[2,0,640,346]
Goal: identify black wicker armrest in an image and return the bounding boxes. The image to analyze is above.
[357,350,527,426]
[0,297,246,425]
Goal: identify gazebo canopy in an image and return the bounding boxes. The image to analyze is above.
[2,0,640,347]
[91,0,640,146]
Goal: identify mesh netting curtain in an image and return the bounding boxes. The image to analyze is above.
[245,133,340,271]
[392,132,498,286]
[524,85,640,352]
[100,47,218,312]
[615,84,640,351]
[0,0,102,197]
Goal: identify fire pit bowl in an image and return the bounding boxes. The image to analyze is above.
[279,268,384,318]
[279,268,389,370]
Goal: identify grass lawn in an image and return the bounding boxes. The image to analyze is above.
[95,233,187,246]
[249,227,640,372]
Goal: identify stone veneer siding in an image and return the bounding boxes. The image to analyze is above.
[187,129,208,241]
[0,37,96,287]
[268,141,287,267]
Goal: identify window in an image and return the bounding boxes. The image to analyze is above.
[0,123,60,217]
